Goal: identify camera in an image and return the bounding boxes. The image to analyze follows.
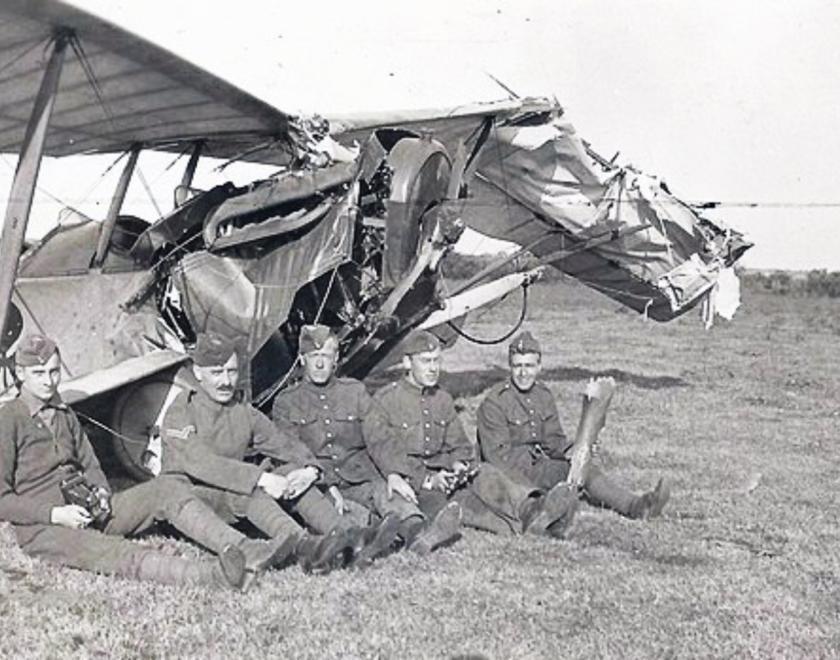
[59,472,112,527]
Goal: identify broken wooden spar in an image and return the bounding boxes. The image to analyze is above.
[566,377,617,489]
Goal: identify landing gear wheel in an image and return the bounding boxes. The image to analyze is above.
[111,376,181,482]
[383,136,452,285]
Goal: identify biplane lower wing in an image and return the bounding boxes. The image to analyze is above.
[59,348,186,405]
[419,268,542,330]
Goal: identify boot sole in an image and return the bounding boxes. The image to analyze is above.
[410,503,462,556]
[352,514,402,568]
[526,483,578,537]
[219,545,247,590]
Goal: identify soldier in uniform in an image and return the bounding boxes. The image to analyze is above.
[272,324,462,555]
[477,331,670,520]
[159,332,398,571]
[364,330,581,542]
[0,334,285,590]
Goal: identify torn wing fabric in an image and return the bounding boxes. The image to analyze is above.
[171,195,355,356]
[461,115,751,322]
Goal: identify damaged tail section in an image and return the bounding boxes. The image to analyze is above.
[459,101,751,321]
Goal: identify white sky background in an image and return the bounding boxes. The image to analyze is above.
[3,0,839,270]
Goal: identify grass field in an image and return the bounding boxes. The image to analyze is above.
[1,279,838,659]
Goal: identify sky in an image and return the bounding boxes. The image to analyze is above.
[3,0,839,270]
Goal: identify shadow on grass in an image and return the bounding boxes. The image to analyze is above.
[441,366,687,399]
[366,366,686,399]
[574,523,711,569]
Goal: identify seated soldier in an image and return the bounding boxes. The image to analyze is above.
[477,331,670,520]
[158,332,398,571]
[0,334,286,590]
[272,324,460,555]
[364,330,581,542]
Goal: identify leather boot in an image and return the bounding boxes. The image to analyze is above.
[410,502,462,555]
[238,535,300,589]
[582,467,638,517]
[295,529,355,574]
[134,544,246,590]
[168,498,245,553]
[397,515,426,547]
[523,482,578,538]
[350,514,402,568]
[628,478,671,520]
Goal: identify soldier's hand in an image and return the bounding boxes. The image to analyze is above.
[427,470,453,493]
[452,461,470,475]
[328,485,346,515]
[386,473,418,504]
[257,472,291,500]
[50,504,92,529]
[284,467,319,499]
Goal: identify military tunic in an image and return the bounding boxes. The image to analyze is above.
[272,377,379,487]
[476,379,572,490]
[364,379,539,533]
[272,377,421,521]
[363,380,476,489]
[161,385,343,535]
[477,378,645,517]
[0,392,244,582]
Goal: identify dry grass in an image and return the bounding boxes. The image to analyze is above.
[2,280,838,658]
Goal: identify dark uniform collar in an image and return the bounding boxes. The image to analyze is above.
[18,388,66,417]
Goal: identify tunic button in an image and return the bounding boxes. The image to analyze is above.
[319,394,326,400]
[326,432,333,439]
[424,423,430,428]
[424,436,430,442]
[334,467,340,473]
[325,419,331,425]
[424,450,430,456]
[331,454,338,460]
[529,410,534,415]
[423,409,429,415]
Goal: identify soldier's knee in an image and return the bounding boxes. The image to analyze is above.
[151,475,196,518]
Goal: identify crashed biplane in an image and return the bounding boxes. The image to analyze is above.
[0,0,750,479]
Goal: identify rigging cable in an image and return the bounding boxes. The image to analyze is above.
[445,281,530,346]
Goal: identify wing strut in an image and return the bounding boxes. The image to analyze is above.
[174,140,204,207]
[92,143,141,267]
[0,32,69,341]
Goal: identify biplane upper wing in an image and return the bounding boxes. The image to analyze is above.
[329,97,550,153]
[0,0,294,163]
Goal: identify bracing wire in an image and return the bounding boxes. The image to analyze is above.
[446,283,530,346]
